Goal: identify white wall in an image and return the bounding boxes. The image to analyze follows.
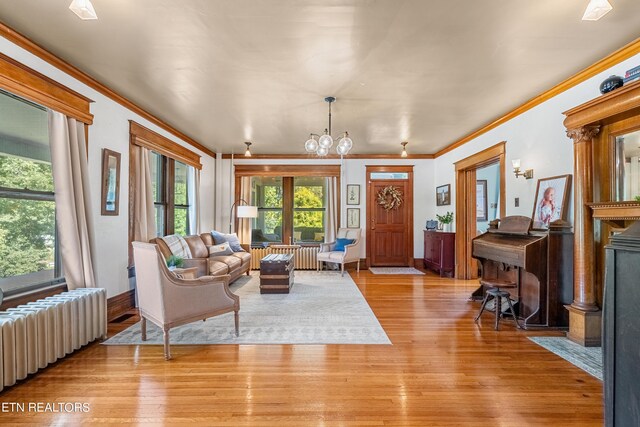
[220,157,435,258]
[433,52,640,229]
[0,36,216,298]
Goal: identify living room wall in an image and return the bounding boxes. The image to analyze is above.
[216,157,435,259]
[433,51,640,230]
[0,36,217,298]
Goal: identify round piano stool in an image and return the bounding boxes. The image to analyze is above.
[474,286,522,330]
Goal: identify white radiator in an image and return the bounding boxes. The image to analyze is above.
[0,288,107,391]
[250,246,320,270]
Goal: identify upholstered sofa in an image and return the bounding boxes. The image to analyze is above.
[152,233,251,283]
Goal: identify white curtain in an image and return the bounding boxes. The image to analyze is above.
[188,168,200,234]
[237,176,252,245]
[131,145,156,242]
[325,177,338,242]
[48,110,96,290]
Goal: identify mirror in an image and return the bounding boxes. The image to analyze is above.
[614,130,640,202]
[101,148,121,215]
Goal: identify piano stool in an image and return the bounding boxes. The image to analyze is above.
[475,287,522,331]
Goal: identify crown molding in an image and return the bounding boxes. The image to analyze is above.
[435,36,640,158]
[0,21,215,158]
[221,153,434,160]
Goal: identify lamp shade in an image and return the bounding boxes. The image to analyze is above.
[237,205,258,218]
[69,0,98,20]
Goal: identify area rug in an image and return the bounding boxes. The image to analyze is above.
[529,337,602,380]
[369,267,425,275]
[104,271,391,345]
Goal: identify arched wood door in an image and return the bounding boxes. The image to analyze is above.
[366,166,414,267]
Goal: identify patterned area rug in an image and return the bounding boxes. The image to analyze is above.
[529,337,602,380]
[104,271,390,345]
[369,267,425,275]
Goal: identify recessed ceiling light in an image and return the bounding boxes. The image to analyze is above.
[69,0,98,20]
[582,0,613,21]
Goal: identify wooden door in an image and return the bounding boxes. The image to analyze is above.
[366,166,414,267]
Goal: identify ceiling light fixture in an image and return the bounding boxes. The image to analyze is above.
[582,0,613,21]
[69,0,98,20]
[244,141,252,157]
[304,97,353,157]
[401,141,408,158]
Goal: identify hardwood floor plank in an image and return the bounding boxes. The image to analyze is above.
[0,271,602,425]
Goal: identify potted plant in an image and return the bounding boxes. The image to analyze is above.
[436,211,454,232]
[166,255,184,270]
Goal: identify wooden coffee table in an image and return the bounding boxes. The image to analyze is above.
[259,253,295,294]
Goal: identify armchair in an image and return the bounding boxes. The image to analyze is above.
[132,242,240,360]
[317,228,362,276]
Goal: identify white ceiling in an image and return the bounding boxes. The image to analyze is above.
[1,0,640,155]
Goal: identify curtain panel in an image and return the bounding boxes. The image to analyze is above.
[131,145,156,243]
[325,177,338,243]
[48,110,96,290]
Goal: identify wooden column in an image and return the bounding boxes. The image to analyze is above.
[565,126,601,346]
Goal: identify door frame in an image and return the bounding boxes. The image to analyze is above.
[365,165,414,267]
[454,142,506,279]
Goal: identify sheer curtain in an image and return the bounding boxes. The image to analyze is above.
[188,168,200,234]
[324,177,338,242]
[237,176,252,245]
[131,145,156,242]
[48,110,96,290]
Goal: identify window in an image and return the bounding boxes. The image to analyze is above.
[0,89,63,296]
[150,151,195,236]
[250,176,326,245]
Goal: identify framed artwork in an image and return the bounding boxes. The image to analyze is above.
[101,148,121,216]
[347,208,360,228]
[436,184,451,206]
[346,184,360,205]
[476,180,488,221]
[531,174,572,230]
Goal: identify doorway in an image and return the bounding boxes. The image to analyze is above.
[366,165,414,267]
[454,142,506,279]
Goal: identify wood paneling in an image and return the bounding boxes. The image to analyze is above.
[0,22,214,157]
[107,289,136,322]
[234,164,340,177]
[0,272,603,425]
[0,51,93,123]
[436,37,640,158]
[454,142,506,279]
[129,121,202,170]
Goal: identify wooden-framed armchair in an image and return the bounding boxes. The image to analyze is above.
[132,242,240,360]
[317,228,362,276]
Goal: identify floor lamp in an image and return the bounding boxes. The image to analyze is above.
[229,199,258,234]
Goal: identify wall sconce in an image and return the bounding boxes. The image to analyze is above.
[244,141,252,157]
[512,159,534,179]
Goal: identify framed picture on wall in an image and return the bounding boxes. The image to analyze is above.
[531,174,572,230]
[476,180,488,221]
[436,184,451,206]
[101,148,121,216]
[346,184,360,205]
[347,208,360,228]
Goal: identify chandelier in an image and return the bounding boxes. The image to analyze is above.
[304,97,353,156]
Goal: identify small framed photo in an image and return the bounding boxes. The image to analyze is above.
[436,184,451,206]
[476,180,488,221]
[531,174,572,230]
[346,184,360,205]
[101,148,121,216]
[347,208,360,228]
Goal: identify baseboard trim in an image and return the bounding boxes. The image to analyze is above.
[107,289,136,321]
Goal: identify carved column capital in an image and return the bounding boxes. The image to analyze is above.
[566,126,600,144]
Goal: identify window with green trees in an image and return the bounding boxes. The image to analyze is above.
[250,176,326,244]
[0,89,62,295]
[150,152,195,237]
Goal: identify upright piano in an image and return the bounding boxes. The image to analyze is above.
[471,216,573,328]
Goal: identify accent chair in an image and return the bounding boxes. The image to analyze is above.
[317,228,362,276]
[132,241,240,360]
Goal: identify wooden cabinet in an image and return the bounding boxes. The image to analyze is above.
[423,231,455,277]
[603,222,640,427]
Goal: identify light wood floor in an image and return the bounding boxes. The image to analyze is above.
[0,270,603,425]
